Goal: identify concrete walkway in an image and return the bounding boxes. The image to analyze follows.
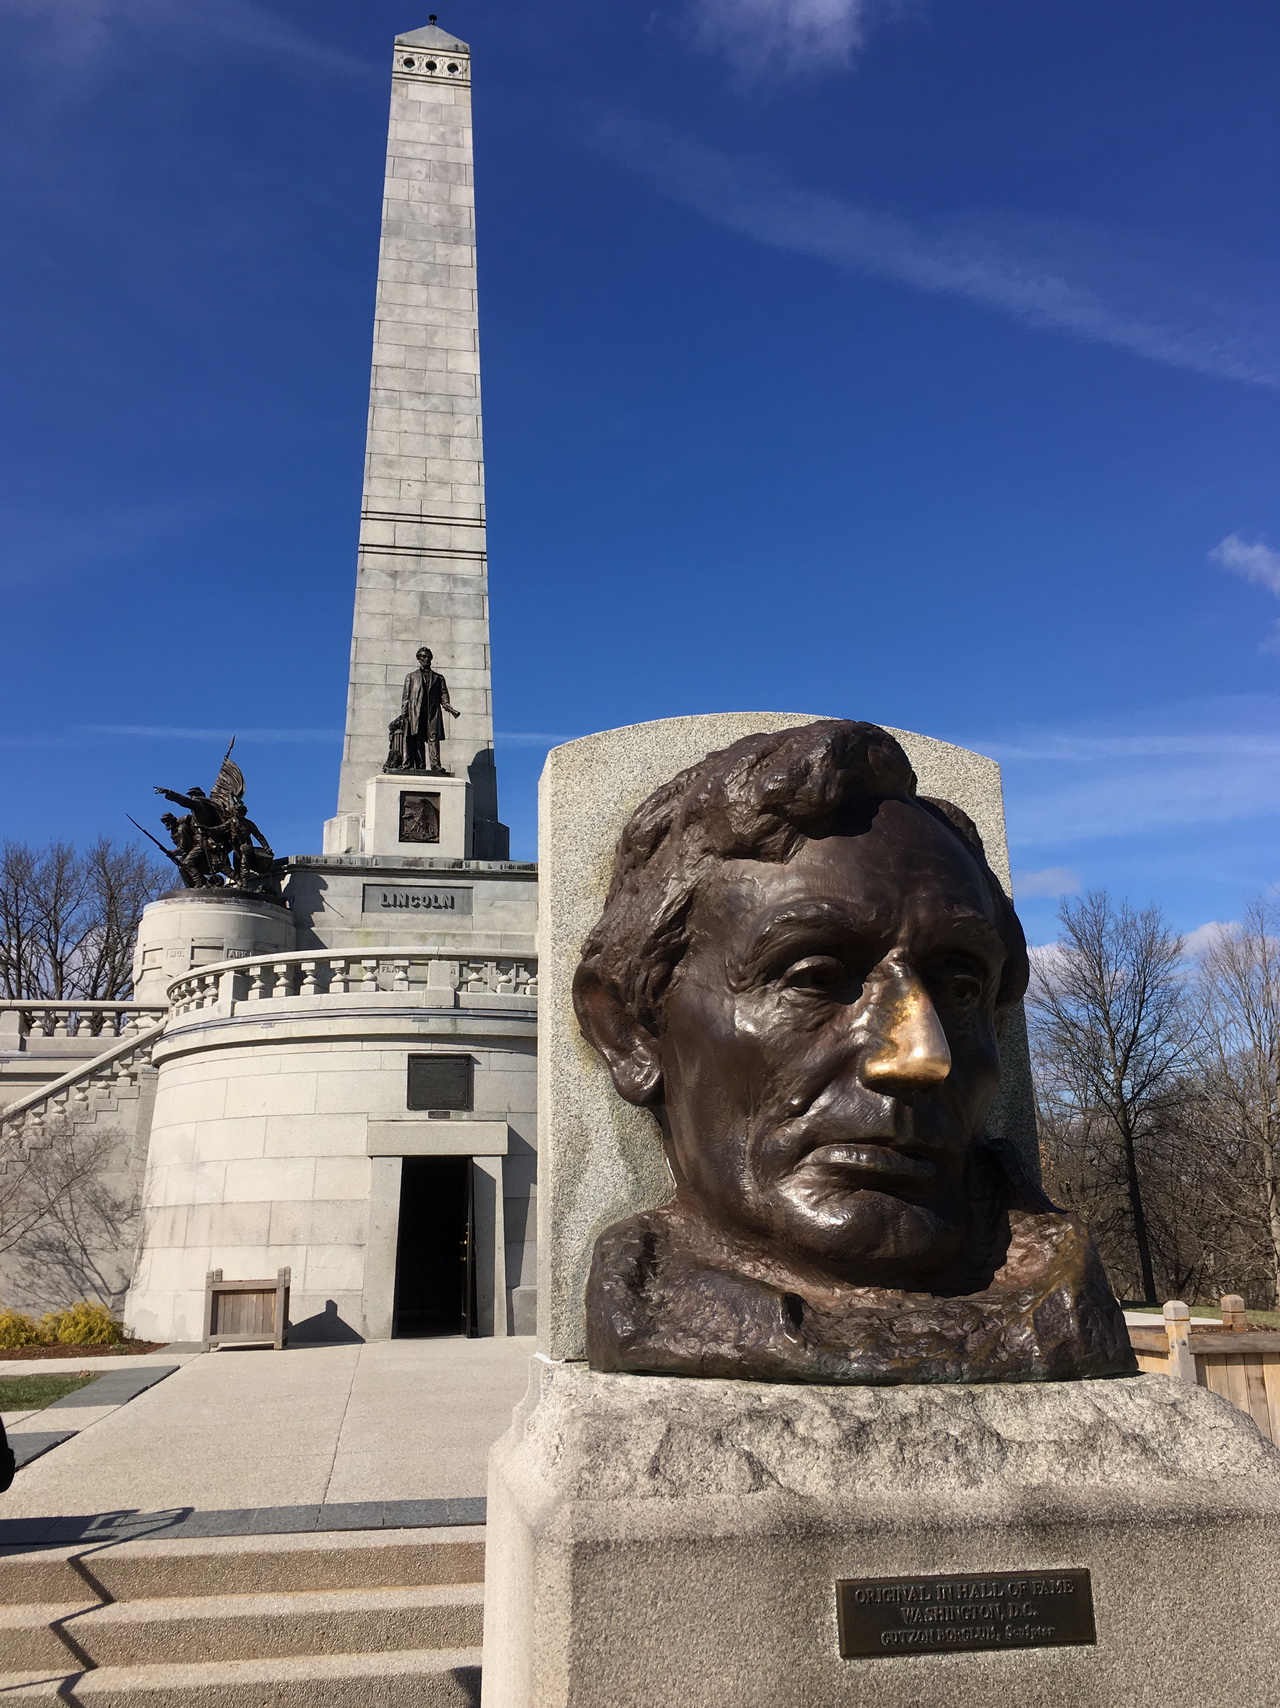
[0,1338,535,1521]
[1,1351,202,1432]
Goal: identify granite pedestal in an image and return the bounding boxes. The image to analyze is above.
[483,1360,1280,1708]
[131,888,295,1003]
[364,770,474,859]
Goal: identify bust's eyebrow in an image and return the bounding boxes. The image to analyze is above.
[914,914,1008,971]
[729,901,882,985]
[728,903,1009,988]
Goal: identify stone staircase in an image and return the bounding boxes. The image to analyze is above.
[0,1019,166,1136]
[0,1525,483,1705]
[0,1016,168,1312]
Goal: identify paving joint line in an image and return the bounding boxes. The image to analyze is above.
[318,1343,364,1507]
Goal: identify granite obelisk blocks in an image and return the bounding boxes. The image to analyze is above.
[336,23,505,856]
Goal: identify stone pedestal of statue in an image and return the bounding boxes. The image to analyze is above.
[131,888,295,1004]
[362,769,474,858]
[482,1359,1280,1708]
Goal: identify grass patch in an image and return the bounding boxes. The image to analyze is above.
[0,1372,101,1411]
[1123,1303,1280,1328]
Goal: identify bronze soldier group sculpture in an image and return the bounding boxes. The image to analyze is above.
[573,719,1134,1385]
[385,645,460,774]
[134,741,281,900]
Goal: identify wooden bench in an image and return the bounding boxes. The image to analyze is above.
[1129,1295,1280,1443]
[202,1267,291,1352]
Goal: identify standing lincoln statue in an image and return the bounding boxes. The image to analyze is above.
[385,645,460,774]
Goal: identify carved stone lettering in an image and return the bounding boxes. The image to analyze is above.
[361,884,473,916]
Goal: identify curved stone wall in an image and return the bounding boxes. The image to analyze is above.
[124,954,536,1344]
[132,891,296,1004]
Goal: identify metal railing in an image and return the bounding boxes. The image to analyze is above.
[167,946,538,1017]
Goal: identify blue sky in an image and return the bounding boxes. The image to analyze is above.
[1,0,1278,947]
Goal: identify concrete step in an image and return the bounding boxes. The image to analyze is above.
[0,1525,485,1606]
[0,1648,482,1706]
[0,1600,97,1671]
[0,1549,94,1606]
[64,1583,484,1668]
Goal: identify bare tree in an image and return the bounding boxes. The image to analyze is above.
[0,839,169,1001]
[0,842,40,1000]
[77,839,171,1000]
[0,1114,140,1311]
[0,1115,121,1258]
[1029,891,1194,1304]
[27,841,87,1000]
[1195,900,1280,1309]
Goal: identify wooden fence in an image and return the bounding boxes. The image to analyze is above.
[1128,1296,1280,1444]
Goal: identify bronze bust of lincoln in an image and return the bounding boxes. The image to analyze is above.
[573,720,1134,1384]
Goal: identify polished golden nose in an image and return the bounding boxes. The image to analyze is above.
[858,961,952,1090]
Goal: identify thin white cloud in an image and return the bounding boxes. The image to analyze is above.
[1211,535,1280,655]
[1011,761,1279,847]
[1210,534,1280,597]
[0,0,365,85]
[84,726,341,743]
[1013,867,1080,899]
[1183,920,1238,959]
[986,733,1280,762]
[494,732,579,747]
[0,497,196,590]
[1027,940,1069,988]
[970,698,1280,850]
[688,0,884,76]
[594,117,1280,390]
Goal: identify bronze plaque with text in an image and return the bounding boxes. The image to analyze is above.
[836,1569,1096,1659]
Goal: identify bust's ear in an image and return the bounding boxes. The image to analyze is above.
[572,967,663,1107]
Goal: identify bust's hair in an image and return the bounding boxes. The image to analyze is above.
[575,720,1028,1035]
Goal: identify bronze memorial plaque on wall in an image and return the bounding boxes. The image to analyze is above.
[399,791,441,843]
[836,1570,1096,1659]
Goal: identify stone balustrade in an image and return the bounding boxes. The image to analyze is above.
[166,946,538,1018]
[1,1021,167,1125]
[0,1000,169,1041]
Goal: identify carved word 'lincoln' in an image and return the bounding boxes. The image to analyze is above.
[573,720,1134,1384]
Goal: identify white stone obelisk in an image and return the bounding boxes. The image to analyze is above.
[329,20,506,858]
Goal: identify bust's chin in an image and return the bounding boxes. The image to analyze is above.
[761,1183,972,1292]
[584,1138,1136,1386]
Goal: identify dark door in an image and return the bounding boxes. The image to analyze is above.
[393,1157,477,1337]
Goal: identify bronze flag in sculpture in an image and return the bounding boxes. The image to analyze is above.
[148,740,281,899]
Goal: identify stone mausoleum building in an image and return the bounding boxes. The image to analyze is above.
[1,21,540,1346]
